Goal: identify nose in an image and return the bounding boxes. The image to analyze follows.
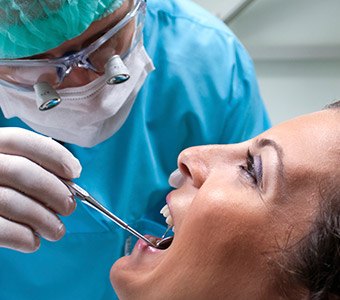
[177,146,211,188]
[178,144,243,188]
[58,67,102,89]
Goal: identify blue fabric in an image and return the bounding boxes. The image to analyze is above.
[0,0,271,299]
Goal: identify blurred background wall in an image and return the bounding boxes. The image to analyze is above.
[192,0,340,124]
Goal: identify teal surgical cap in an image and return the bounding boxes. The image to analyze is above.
[0,0,125,59]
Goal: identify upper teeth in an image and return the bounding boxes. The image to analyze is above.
[160,204,174,229]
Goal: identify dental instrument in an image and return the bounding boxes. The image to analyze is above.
[61,180,173,249]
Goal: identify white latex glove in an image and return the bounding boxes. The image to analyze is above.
[0,127,81,253]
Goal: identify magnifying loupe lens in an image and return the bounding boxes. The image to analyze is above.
[33,82,61,111]
[105,55,130,85]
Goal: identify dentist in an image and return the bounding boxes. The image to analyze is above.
[0,0,270,299]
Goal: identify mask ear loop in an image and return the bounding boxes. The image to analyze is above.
[33,82,61,111]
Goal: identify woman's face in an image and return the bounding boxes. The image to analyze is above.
[111,109,339,299]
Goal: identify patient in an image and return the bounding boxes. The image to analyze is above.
[110,101,340,300]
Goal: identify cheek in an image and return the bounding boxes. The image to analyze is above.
[184,181,277,262]
[169,183,197,228]
[270,187,319,249]
[163,207,273,297]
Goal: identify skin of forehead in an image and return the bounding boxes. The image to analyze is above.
[263,110,338,200]
[272,109,338,170]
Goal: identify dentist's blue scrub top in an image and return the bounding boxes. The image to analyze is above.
[0,0,270,299]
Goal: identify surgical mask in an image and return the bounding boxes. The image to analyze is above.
[0,42,155,147]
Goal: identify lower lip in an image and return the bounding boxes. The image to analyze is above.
[133,236,163,255]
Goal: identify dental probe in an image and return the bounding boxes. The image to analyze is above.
[61,179,158,248]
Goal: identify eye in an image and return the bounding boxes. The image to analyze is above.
[240,149,262,186]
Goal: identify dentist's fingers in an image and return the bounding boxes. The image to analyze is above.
[0,186,66,241]
[0,153,76,216]
[0,127,81,253]
[0,127,81,179]
[0,216,40,253]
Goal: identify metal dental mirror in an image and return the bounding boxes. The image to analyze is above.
[61,180,173,250]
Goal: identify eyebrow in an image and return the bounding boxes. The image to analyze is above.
[255,138,285,193]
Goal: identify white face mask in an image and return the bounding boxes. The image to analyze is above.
[0,42,155,147]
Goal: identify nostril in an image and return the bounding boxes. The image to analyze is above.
[179,162,191,179]
[178,147,209,188]
[179,158,208,188]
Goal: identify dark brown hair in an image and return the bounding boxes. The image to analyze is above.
[284,101,340,299]
[289,180,340,299]
[324,100,340,110]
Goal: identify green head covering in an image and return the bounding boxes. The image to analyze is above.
[0,0,125,59]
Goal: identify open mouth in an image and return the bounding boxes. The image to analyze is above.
[155,236,174,250]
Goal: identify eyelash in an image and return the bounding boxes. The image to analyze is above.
[240,149,258,186]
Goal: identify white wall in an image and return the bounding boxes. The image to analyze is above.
[193,0,251,20]
[192,0,340,124]
[254,60,340,124]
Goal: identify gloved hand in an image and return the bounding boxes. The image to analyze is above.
[0,127,81,253]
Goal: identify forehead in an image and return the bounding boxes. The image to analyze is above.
[269,109,339,152]
[260,109,339,186]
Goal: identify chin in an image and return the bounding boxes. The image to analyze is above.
[110,233,176,300]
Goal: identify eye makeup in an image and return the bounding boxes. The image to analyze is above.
[239,149,263,189]
[253,154,263,187]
